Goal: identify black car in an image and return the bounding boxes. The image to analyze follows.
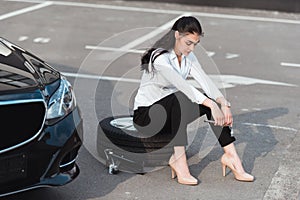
[0,37,83,197]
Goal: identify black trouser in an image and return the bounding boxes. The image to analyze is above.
[133,92,235,147]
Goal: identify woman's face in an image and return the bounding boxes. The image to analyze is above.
[174,31,200,56]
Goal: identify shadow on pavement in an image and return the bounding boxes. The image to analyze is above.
[189,107,288,177]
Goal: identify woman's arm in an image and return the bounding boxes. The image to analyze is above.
[189,60,223,101]
[189,53,233,126]
[154,53,232,126]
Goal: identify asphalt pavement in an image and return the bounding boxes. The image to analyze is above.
[0,0,300,199]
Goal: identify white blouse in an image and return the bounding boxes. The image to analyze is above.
[133,49,224,110]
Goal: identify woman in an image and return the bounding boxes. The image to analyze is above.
[133,16,254,185]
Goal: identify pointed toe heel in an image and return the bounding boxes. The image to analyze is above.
[221,154,254,182]
[169,165,199,186]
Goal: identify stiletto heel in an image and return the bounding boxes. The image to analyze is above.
[222,163,226,177]
[171,167,176,179]
[221,154,254,182]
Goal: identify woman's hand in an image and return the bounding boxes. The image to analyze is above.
[211,103,225,126]
[203,98,225,126]
[221,105,233,127]
[216,97,233,127]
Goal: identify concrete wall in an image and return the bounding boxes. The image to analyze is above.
[125,0,300,13]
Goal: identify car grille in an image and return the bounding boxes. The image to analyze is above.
[0,101,46,153]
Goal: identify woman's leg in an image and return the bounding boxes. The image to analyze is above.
[169,146,198,185]
[172,92,253,181]
[134,92,193,146]
[167,92,202,185]
[198,102,254,181]
[222,143,254,181]
[133,93,198,184]
[223,143,244,171]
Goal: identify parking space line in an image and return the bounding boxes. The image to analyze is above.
[85,46,144,54]
[5,0,300,25]
[62,72,140,83]
[280,62,300,68]
[0,1,52,21]
[121,13,191,51]
[85,13,190,55]
[63,72,296,88]
[242,122,297,132]
[85,46,219,59]
[84,45,219,60]
[5,0,181,15]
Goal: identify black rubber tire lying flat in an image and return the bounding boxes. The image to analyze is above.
[97,116,173,173]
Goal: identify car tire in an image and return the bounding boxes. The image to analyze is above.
[97,116,173,171]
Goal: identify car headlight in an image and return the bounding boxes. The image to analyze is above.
[46,76,76,125]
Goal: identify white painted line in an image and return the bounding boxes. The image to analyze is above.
[263,135,300,200]
[280,62,300,68]
[63,73,300,133]
[6,0,181,15]
[63,72,297,89]
[211,74,297,87]
[85,46,144,54]
[225,53,239,59]
[85,45,216,57]
[194,12,300,25]
[33,37,51,44]
[62,72,140,83]
[0,1,53,21]
[18,36,29,41]
[5,0,300,25]
[242,122,297,132]
[252,108,262,111]
[241,108,249,112]
[206,51,215,57]
[85,13,190,55]
[121,13,191,51]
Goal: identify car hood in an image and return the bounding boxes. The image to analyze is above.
[0,37,60,94]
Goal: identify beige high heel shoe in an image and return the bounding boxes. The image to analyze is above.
[221,154,254,182]
[169,163,199,186]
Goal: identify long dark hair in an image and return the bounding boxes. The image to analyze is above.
[141,16,203,72]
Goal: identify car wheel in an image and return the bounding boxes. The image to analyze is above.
[97,116,173,173]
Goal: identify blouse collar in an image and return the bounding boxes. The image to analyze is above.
[169,49,190,78]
